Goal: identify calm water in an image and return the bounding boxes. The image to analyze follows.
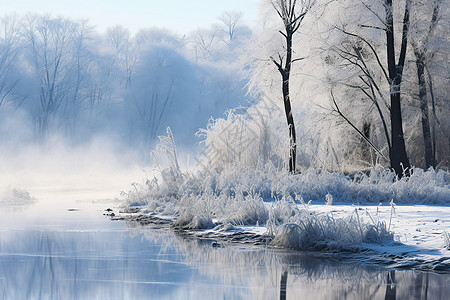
[1,192,449,300]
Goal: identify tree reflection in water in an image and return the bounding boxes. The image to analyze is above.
[0,223,448,299]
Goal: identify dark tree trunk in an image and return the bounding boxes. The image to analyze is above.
[281,22,297,174]
[415,50,435,168]
[282,74,297,173]
[384,270,397,300]
[410,2,440,169]
[271,0,311,174]
[390,92,410,176]
[385,0,411,177]
[280,271,288,300]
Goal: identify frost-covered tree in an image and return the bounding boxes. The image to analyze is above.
[322,0,449,172]
[269,0,316,173]
[409,0,445,169]
[106,25,136,87]
[218,11,243,42]
[322,0,414,176]
[189,12,250,63]
[385,0,412,176]
[22,15,91,136]
[0,15,22,108]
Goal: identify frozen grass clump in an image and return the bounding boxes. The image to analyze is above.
[221,191,269,225]
[174,214,215,230]
[122,129,270,229]
[270,208,394,251]
[353,167,450,204]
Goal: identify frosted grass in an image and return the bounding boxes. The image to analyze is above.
[122,129,449,251]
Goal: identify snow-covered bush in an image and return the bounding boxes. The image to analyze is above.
[270,204,393,251]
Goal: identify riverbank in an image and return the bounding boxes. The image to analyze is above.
[109,202,450,273]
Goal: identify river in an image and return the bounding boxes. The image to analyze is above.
[1,185,449,300]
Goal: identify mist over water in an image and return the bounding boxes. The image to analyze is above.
[0,12,252,211]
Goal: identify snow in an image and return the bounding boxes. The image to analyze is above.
[306,204,450,268]
[116,129,450,272]
[117,200,450,271]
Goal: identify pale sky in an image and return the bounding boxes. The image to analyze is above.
[3,0,261,35]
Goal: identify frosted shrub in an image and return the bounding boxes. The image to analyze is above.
[171,189,269,230]
[325,193,333,205]
[151,127,183,193]
[124,129,271,229]
[196,108,287,172]
[222,192,269,225]
[271,208,393,251]
[173,192,214,229]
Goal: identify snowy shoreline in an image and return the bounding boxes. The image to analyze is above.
[109,202,450,273]
[118,133,450,274]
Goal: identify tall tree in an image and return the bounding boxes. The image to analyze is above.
[326,0,413,176]
[410,0,441,168]
[270,0,315,173]
[0,16,22,108]
[385,0,411,176]
[218,11,243,42]
[23,16,90,136]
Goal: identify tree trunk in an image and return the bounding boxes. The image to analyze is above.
[282,74,297,173]
[415,50,435,168]
[385,0,411,177]
[271,0,310,174]
[283,22,297,174]
[390,92,410,176]
[384,270,396,300]
[427,70,438,166]
[280,271,288,300]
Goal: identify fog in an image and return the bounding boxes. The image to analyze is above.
[0,13,252,205]
[1,1,449,208]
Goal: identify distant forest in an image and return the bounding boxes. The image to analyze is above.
[0,0,448,172]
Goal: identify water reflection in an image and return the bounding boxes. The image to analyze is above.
[166,232,450,300]
[0,222,449,299]
[0,228,191,299]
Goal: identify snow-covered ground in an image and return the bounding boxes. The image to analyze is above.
[304,203,449,270]
[113,201,450,273]
[117,160,449,272]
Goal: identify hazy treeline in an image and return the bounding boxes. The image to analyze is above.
[0,12,251,150]
[1,0,449,172]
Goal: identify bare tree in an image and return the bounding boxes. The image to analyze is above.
[270,0,315,173]
[125,44,180,142]
[0,15,22,107]
[328,0,413,176]
[218,11,243,42]
[410,0,441,168]
[22,15,90,136]
[107,25,135,87]
[385,0,412,177]
[191,29,218,61]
